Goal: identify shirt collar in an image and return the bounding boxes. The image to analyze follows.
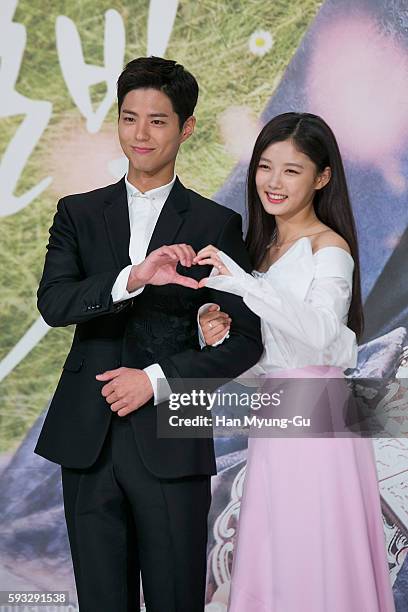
[125,173,176,203]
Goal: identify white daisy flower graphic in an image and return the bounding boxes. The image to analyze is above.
[249,30,274,56]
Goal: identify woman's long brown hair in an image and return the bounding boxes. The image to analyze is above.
[245,112,364,340]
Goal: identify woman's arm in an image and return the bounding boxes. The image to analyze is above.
[195,246,355,352]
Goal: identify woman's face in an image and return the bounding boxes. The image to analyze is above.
[255,139,330,219]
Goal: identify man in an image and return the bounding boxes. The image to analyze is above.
[35,56,262,612]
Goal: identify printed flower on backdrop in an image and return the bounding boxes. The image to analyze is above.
[46,115,125,198]
[307,13,408,194]
[248,30,274,56]
[219,106,261,161]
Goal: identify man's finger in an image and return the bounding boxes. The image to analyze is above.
[158,246,178,260]
[101,382,115,397]
[174,274,199,289]
[198,277,208,288]
[118,403,139,417]
[106,391,120,405]
[96,368,121,381]
[168,244,195,267]
[111,399,128,412]
[177,244,196,267]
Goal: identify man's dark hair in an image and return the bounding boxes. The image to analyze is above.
[117,56,199,128]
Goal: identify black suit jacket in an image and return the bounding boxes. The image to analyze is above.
[34,177,263,477]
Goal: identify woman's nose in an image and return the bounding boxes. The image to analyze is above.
[266,173,283,190]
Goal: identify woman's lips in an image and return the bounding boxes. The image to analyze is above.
[131,146,155,155]
[265,192,288,204]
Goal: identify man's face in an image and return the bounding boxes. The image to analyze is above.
[118,88,194,182]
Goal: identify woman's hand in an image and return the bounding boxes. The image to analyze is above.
[193,245,231,288]
[199,304,232,346]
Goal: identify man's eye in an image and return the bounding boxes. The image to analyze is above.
[286,169,299,174]
[152,120,165,125]
[123,116,134,122]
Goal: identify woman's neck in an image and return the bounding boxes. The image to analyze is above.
[274,211,321,243]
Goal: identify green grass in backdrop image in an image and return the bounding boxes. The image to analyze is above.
[0,0,321,454]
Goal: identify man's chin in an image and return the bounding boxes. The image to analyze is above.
[128,166,158,178]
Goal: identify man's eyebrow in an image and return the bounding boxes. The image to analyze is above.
[121,109,169,117]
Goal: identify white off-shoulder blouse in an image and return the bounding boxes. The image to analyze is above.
[201,236,358,373]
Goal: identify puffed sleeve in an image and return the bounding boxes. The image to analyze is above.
[204,247,356,352]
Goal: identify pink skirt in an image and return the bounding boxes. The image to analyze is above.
[228,366,395,612]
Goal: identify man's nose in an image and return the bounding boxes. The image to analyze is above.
[134,120,149,141]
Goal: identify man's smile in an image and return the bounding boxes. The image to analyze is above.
[131,146,156,155]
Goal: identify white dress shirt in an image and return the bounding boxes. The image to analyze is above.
[111,173,175,405]
[199,236,357,374]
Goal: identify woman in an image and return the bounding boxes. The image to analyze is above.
[194,113,395,611]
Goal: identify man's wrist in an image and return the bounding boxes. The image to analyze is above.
[127,264,144,292]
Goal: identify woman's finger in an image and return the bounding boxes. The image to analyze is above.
[194,244,217,260]
[205,326,231,345]
[200,312,230,325]
[196,255,226,270]
[211,331,230,345]
[194,248,220,264]
[205,316,230,329]
[203,320,230,341]
[205,320,228,333]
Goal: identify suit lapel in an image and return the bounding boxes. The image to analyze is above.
[103,176,190,268]
[147,177,189,255]
[103,178,131,268]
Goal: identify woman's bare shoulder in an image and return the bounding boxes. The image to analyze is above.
[312,228,351,254]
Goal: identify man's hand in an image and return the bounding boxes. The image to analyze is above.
[96,368,154,416]
[127,244,198,292]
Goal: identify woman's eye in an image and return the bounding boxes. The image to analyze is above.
[286,169,299,174]
[258,164,270,170]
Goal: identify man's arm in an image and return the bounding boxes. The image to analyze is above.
[96,213,262,416]
[37,198,127,327]
[158,213,263,383]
